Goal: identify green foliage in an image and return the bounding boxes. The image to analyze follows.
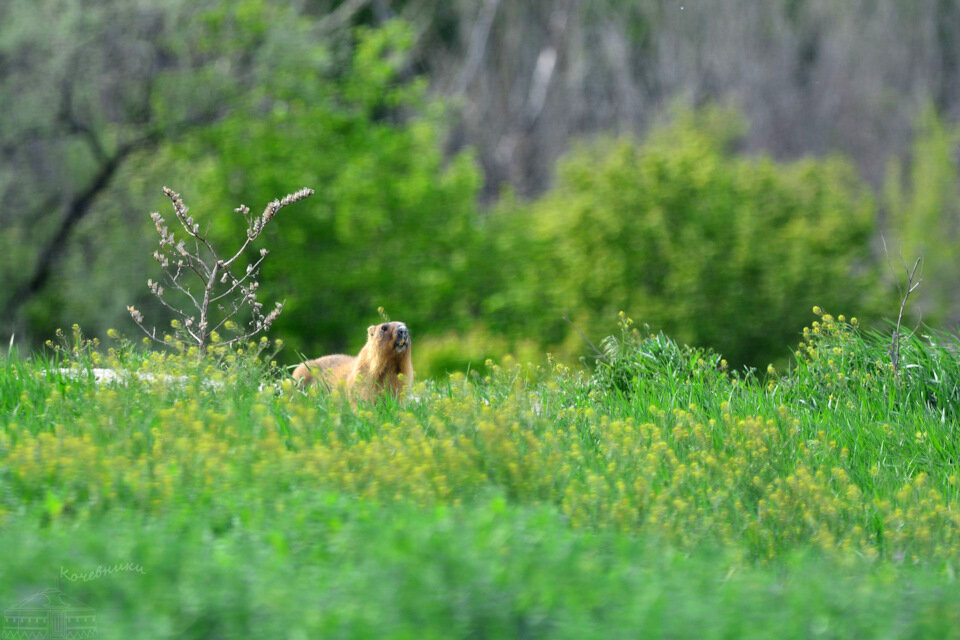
[885,106,960,323]
[169,17,482,358]
[413,326,539,379]
[489,107,879,367]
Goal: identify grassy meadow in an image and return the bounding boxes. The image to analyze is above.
[3,310,960,638]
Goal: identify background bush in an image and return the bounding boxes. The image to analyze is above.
[486,108,881,368]
[885,107,960,325]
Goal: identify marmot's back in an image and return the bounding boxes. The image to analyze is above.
[292,354,355,386]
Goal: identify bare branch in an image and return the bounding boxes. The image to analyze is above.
[163,263,203,311]
[211,295,247,335]
[127,307,167,347]
[133,186,312,356]
[454,0,501,95]
[211,253,267,303]
[59,79,108,164]
[222,188,314,269]
[888,255,923,377]
[317,0,371,34]
[162,186,221,269]
[563,314,605,360]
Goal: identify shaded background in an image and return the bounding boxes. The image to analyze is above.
[2,0,959,374]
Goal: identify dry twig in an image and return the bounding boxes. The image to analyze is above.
[882,236,923,377]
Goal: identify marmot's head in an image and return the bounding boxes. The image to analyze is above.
[367,321,410,355]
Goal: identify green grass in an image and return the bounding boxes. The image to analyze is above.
[2,312,960,638]
[4,499,960,639]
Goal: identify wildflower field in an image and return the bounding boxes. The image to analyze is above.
[3,310,960,638]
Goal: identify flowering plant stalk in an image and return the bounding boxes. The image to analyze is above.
[128,185,313,352]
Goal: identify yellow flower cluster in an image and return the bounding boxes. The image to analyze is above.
[791,309,881,404]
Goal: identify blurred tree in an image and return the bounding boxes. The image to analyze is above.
[172,19,482,357]
[0,0,342,340]
[885,107,960,325]
[312,0,960,200]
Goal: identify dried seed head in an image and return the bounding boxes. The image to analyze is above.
[280,187,314,207]
[261,200,280,225]
[162,186,188,219]
[264,301,283,328]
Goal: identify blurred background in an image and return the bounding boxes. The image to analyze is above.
[2,0,959,375]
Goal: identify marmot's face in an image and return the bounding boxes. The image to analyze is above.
[367,321,410,354]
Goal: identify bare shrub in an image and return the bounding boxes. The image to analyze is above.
[128,186,313,352]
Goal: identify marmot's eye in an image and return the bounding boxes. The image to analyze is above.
[381,324,388,332]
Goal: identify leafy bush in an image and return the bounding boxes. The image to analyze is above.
[489,107,880,367]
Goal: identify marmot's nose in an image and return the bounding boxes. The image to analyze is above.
[396,325,408,339]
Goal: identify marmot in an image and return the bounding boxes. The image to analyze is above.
[292,321,413,401]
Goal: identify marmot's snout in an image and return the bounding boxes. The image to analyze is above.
[394,324,410,352]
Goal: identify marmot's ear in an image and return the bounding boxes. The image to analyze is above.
[367,325,376,336]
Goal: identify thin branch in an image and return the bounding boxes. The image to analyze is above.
[153,290,191,319]
[162,187,221,272]
[59,79,108,164]
[889,256,923,377]
[129,317,166,347]
[211,295,247,335]
[563,314,605,360]
[163,255,203,310]
[152,280,205,344]
[317,0,371,34]
[4,142,138,322]
[222,188,313,269]
[454,0,501,95]
[217,333,259,348]
[211,256,266,303]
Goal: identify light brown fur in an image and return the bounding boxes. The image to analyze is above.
[292,321,413,402]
